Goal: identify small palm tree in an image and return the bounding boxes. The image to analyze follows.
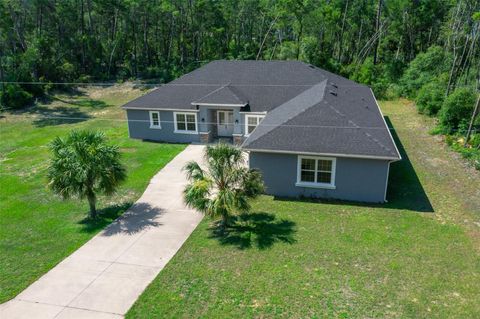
[47,130,126,218]
[183,143,264,227]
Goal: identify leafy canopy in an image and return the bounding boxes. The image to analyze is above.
[183,143,264,226]
[47,130,126,217]
[415,80,446,116]
[439,88,477,133]
[400,46,452,98]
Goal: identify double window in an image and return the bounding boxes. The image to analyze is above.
[245,115,265,136]
[296,156,336,188]
[174,112,197,134]
[149,111,161,129]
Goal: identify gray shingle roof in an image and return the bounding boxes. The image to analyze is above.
[193,85,247,105]
[122,60,400,160]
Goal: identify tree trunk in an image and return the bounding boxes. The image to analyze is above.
[373,0,382,65]
[337,0,349,62]
[221,213,229,228]
[87,192,97,218]
[464,94,480,146]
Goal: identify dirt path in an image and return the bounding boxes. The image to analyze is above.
[381,99,480,247]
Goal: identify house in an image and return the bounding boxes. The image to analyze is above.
[122,60,401,203]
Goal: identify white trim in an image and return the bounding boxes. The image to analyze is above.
[370,88,402,162]
[123,106,200,112]
[245,114,265,137]
[243,148,400,161]
[191,102,246,107]
[295,182,336,190]
[384,161,391,202]
[149,111,161,129]
[239,111,267,115]
[173,112,198,134]
[296,155,336,189]
[232,133,243,137]
[199,131,211,135]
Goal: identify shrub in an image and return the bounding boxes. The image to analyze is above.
[0,84,34,109]
[350,58,389,99]
[400,46,452,98]
[445,134,480,170]
[439,88,477,133]
[415,81,445,115]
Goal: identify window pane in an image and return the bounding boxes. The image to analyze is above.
[177,122,186,130]
[317,172,332,183]
[248,117,257,125]
[248,125,256,134]
[176,113,185,122]
[301,158,316,170]
[186,114,195,123]
[317,160,332,172]
[187,122,196,131]
[301,170,315,182]
[151,113,159,126]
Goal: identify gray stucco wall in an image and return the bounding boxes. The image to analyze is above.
[126,109,200,143]
[249,151,390,203]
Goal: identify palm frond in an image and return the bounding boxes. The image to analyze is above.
[183,160,205,181]
[183,178,212,212]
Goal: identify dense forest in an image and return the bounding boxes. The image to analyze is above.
[1,0,479,145]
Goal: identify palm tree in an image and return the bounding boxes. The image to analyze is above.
[183,143,264,228]
[47,130,126,218]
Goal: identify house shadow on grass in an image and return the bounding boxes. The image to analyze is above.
[80,202,163,235]
[273,117,433,213]
[384,116,433,212]
[209,212,296,250]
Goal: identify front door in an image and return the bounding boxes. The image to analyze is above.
[217,110,234,136]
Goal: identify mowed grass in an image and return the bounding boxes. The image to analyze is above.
[0,85,186,302]
[127,99,480,318]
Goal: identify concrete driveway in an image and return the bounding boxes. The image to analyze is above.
[0,145,205,318]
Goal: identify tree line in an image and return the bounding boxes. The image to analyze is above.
[0,1,479,136]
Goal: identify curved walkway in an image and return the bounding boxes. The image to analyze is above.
[0,145,205,318]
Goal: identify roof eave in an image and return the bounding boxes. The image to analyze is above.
[242,147,401,161]
[191,102,247,107]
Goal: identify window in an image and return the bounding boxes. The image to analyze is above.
[174,112,197,133]
[296,156,336,188]
[245,115,265,135]
[149,111,161,129]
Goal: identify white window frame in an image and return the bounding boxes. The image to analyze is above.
[245,114,265,136]
[296,155,336,189]
[149,111,161,129]
[174,112,198,134]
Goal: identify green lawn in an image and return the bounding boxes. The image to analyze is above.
[0,85,186,303]
[127,99,480,318]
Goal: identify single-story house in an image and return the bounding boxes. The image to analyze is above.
[122,60,401,203]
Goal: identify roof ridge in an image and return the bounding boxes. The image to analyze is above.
[242,80,327,146]
[324,101,395,156]
[223,85,245,104]
[193,84,227,103]
[226,85,248,104]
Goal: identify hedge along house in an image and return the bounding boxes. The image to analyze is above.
[123,60,401,203]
